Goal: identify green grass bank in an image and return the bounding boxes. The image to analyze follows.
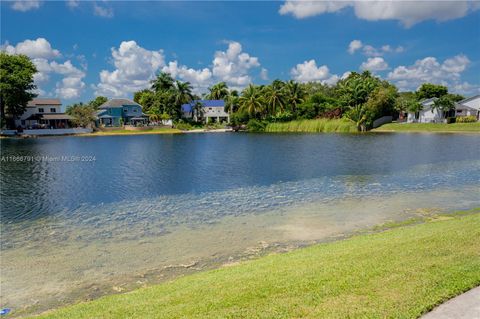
[265,118,358,133]
[373,122,480,133]
[35,210,480,319]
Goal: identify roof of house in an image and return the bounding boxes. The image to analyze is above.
[99,98,141,109]
[458,95,480,104]
[181,100,225,112]
[27,98,62,106]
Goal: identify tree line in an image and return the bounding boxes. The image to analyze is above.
[0,52,465,130]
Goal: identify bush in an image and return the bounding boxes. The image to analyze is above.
[174,121,193,130]
[265,118,357,133]
[456,116,477,123]
[446,117,456,124]
[247,119,266,132]
[231,110,250,126]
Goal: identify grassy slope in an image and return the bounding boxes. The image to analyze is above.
[373,122,480,133]
[36,212,480,319]
[265,118,358,133]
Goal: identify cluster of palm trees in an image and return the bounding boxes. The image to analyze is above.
[204,80,308,120]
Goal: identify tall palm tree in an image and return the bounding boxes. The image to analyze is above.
[225,90,239,115]
[192,101,205,121]
[239,84,265,118]
[174,80,194,106]
[151,72,174,92]
[284,80,305,113]
[207,82,229,100]
[263,85,286,115]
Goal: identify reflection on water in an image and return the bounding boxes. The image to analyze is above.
[1,133,479,316]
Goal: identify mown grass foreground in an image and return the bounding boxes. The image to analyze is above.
[373,122,480,133]
[34,211,480,319]
[265,118,358,133]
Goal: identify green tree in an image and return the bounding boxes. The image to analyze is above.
[416,83,448,100]
[88,96,108,110]
[66,103,97,128]
[239,84,265,118]
[151,72,175,92]
[433,95,455,118]
[174,80,194,106]
[0,52,37,128]
[207,82,229,100]
[284,80,306,113]
[191,100,205,121]
[263,84,286,114]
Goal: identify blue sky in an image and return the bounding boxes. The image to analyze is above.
[1,1,479,105]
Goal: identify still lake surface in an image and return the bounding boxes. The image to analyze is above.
[1,133,480,315]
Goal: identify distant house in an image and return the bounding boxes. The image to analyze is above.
[181,100,230,123]
[15,98,73,129]
[97,98,148,127]
[407,98,444,123]
[455,95,480,120]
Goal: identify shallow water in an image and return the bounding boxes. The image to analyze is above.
[1,133,479,316]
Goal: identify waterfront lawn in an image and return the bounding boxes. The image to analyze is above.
[373,122,480,133]
[36,211,480,319]
[265,118,358,133]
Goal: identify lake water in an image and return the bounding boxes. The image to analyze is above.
[1,133,480,316]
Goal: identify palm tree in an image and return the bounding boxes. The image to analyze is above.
[225,90,239,115]
[239,84,265,118]
[151,72,174,92]
[207,82,229,100]
[192,101,205,122]
[263,85,286,115]
[174,80,193,106]
[284,80,305,113]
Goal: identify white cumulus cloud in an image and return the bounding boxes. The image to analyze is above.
[387,54,472,91]
[212,41,261,88]
[1,38,86,99]
[162,61,212,92]
[290,59,339,84]
[279,1,479,27]
[94,41,165,97]
[360,57,389,71]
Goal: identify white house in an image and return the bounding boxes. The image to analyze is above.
[407,98,444,123]
[181,100,230,123]
[455,95,480,120]
[14,98,73,129]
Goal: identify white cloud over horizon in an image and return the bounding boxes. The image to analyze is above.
[95,40,263,97]
[1,38,86,99]
[290,59,340,84]
[93,2,114,18]
[279,1,479,27]
[387,54,477,93]
[360,57,389,72]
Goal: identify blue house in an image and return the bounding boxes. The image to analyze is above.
[181,100,230,123]
[97,99,148,127]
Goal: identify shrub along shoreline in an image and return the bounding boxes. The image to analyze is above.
[264,118,357,133]
[34,210,480,319]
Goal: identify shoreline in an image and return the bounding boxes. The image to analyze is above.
[31,208,480,319]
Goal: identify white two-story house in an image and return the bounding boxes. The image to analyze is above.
[15,98,73,129]
[181,100,230,123]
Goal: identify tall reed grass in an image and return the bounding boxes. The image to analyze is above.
[265,118,358,133]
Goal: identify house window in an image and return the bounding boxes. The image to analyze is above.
[21,120,25,125]
[38,108,44,113]
[123,108,128,113]
[50,108,56,113]
[133,109,137,112]
[457,110,462,113]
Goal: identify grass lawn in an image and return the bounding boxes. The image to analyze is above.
[79,127,182,136]
[35,210,480,319]
[373,122,480,133]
